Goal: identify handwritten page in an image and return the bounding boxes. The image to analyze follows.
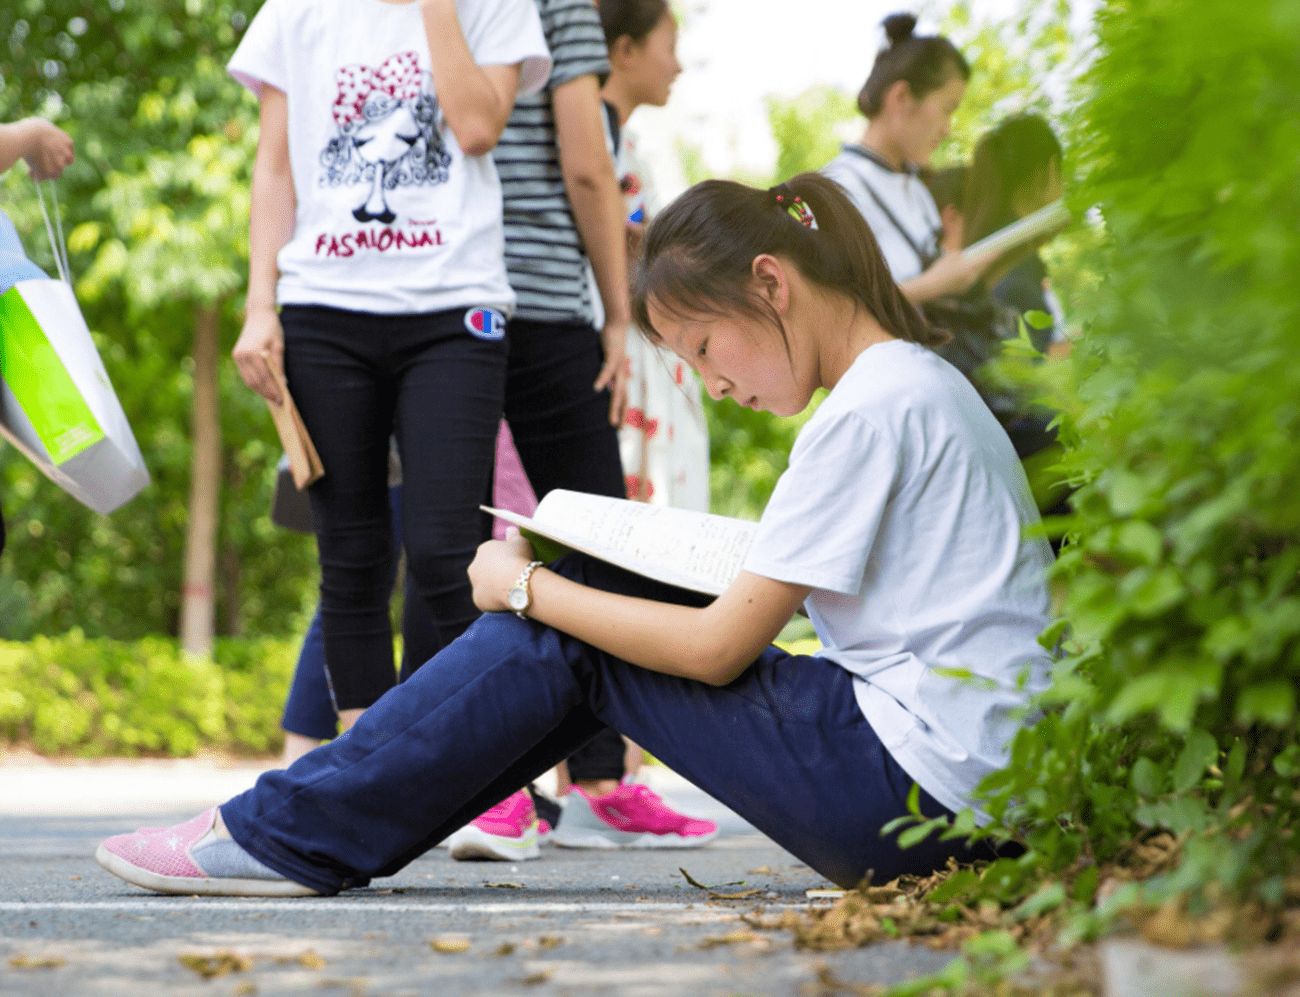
[484,490,758,597]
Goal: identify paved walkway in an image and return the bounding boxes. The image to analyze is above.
[0,755,957,996]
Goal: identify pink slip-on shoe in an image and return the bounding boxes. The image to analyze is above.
[551,781,719,849]
[446,788,542,861]
[96,807,317,897]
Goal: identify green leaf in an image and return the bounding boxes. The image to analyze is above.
[1172,730,1218,793]
[906,781,922,817]
[1115,520,1164,566]
[1273,744,1300,778]
[1023,309,1054,330]
[1073,865,1100,904]
[1131,756,1161,798]
[1130,566,1188,618]
[1013,882,1066,919]
[1135,797,1210,835]
[1038,618,1070,652]
[1234,681,1296,726]
[1225,740,1246,786]
[924,868,981,904]
[898,819,947,850]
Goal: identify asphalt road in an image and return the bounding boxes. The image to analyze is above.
[0,760,957,996]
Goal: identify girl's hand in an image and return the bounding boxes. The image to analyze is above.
[595,321,630,426]
[22,119,75,180]
[939,205,964,254]
[926,247,995,297]
[232,307,285,404]
[625,219,645,258]
[469,529,537,612]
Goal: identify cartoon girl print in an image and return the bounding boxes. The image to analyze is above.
[321,50,452,225]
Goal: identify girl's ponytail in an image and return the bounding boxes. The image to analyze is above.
[633,172,947,350]
[778,173,945,348]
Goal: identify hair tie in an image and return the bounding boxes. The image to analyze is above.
[768,184,818,230]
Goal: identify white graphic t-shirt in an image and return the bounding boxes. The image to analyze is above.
[228,0,551,315]
[744,341,1054,821]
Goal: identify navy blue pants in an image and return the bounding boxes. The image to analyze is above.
[224,555,991,893]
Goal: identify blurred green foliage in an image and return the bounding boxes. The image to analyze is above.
[1022,0,1300,898]
[0,0,318,640]
[881,2,1300,980]
[932,0,1074,168]
[0,633,298,755]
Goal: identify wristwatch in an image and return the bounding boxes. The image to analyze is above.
[507,560,544,619]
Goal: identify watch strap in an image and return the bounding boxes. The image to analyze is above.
[511,559,544,619]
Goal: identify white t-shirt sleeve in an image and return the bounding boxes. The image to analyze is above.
[458,0,552,96]
[743,410,901,595]
[227,0,286,97]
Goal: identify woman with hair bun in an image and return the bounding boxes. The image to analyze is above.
[824,13,994,304]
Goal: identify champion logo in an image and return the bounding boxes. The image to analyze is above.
[464,307,506,341]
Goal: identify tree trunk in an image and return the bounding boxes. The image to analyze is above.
[218,539,241,638]
[179,303,222,659]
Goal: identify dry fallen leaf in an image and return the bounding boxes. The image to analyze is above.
[483,881,524,889]
[233,982,258,997]
[430,938,471,954]
[699,930,759,949]
[514,971,550,986]
[8,955,66,970]
[299,949,327,970]
[178,951,252,978]
[537,935,564,949]
[494,943,516,956]
[709,887,763,900]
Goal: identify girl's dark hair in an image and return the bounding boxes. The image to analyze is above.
[962,113,1063,246]
[632,172,946,353]
[597,0,670,46]
[858,13,970,118]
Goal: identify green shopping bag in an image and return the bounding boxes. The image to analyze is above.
[0,183,149,514]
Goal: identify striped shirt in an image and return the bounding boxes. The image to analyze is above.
[492,0,610,325]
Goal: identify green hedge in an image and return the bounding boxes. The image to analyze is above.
[879,0,1300,969]
[0,634,299,757]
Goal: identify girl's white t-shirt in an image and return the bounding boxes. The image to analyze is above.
[823,144,942,283]
[744,340,1054,821]
[228,0,551,315]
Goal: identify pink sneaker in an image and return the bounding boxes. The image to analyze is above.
[446,789,541,861]
[551,782,719,849]
[95,807,317,897]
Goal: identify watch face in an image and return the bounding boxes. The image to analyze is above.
[507,586,528,612]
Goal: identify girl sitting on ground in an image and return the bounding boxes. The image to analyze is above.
[96,172,1053,897]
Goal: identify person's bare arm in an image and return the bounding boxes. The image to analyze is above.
[416,0,520,155]
[231,85,295,404]
[899,248,998,305]
[0,118,74,179]
[552,74,631,425]
[469,532,811,685]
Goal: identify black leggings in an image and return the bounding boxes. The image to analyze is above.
[282,304,506,711]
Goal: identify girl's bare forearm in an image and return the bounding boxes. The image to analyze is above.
[420,0,517,155]
[247,89,296,312]
[525,568,808,686]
